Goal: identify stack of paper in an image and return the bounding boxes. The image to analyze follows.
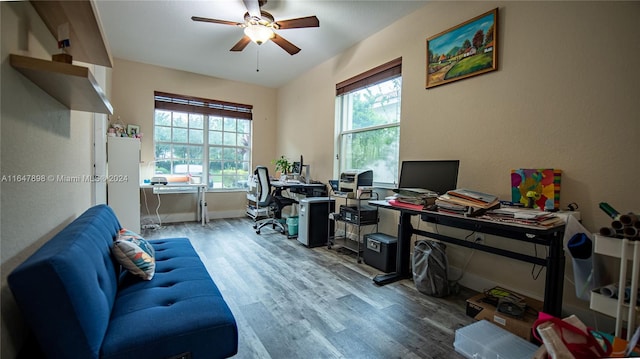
[436,188,500,216]
[390,188,439,208]
[483,207,564,227]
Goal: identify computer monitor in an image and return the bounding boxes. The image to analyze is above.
[398,160,460,195]
[298,155,304,175]
[292,155,304,175]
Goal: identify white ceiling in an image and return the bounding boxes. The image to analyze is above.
[94,0,427,88]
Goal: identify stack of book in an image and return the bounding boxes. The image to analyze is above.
[388,188,439,210]
[481,207,564,227]
[435,188,500,216]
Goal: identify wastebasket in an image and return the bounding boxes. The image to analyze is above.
[286,216,299,236]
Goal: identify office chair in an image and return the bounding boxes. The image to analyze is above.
[252,166,297,235]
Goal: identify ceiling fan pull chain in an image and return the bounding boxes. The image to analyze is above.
[256,47,260,72]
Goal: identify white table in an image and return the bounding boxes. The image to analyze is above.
[140,183,208,225]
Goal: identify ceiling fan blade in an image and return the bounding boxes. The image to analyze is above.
[230,35,252,52]
[242,0,261,18]
[271,34,301,55]
[275,16,319,29]
[191,16,242,26]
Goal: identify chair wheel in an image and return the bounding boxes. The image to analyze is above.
[253,224,257,229]
[256,230,261,234]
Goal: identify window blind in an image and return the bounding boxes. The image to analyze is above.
[335,57,402,96]
[154,91,253,120]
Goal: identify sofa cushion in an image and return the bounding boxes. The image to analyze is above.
[112,229,155,280]
[8,204,121,358]
[101,238,238,359]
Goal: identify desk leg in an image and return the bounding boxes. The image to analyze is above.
[200,187,206,225]
[373,211,413,285]
[543,232,565,317]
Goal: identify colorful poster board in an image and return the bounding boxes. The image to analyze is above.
[511,169,561,210]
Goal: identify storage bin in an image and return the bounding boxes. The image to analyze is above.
[454,320,538,359]
[363,233,397,272]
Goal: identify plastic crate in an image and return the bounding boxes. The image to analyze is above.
[454,320,539,359]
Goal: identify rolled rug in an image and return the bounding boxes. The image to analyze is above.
[624,286,640,304]
[599,227,622,238]
[623,226,638,239]
[600,284,618,298]
[620,213,638,226]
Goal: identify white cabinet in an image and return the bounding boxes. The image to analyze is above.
[107,137,140,232]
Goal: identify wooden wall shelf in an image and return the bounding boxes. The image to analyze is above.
[30,0,113,68]
[10,54,113,114]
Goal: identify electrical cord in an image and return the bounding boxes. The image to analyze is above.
[450,249,475,283]
[530,244,547,280]
[142,187,150,221]
[155,191,162,227]
[141,187,162,229]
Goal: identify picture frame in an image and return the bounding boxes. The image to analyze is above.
[127,124,140,136]
[426,8,498,89]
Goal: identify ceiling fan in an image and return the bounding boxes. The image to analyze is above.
[192,0,319,55]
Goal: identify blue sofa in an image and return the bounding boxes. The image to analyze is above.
[8,204,238,358]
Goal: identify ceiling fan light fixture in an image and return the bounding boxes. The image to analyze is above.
[244,24,274,45]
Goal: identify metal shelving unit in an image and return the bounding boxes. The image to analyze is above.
[327,190,379,263]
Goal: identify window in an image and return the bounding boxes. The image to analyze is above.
[335,58,402,186]
[154,92,252,190]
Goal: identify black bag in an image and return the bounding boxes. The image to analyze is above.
[412,240,449,297]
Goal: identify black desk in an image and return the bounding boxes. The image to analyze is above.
[271,181,327,198]
[369,200,566,317]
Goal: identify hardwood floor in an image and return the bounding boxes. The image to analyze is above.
[142,218,476,359]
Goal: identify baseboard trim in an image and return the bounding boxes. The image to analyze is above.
[141,210,246,224]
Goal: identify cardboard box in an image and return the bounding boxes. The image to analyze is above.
[466,288,543,341]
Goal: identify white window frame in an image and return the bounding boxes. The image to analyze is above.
[153,92,252,191]
[334,58,402,187]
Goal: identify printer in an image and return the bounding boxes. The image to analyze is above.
[338,169,373,193]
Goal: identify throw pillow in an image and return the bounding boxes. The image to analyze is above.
[112,228,155,280]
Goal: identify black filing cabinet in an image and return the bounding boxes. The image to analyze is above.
[363,233,398,272]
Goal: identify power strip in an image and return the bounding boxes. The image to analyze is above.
[142,224,160,230]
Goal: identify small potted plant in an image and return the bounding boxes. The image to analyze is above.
[272,156,292,179]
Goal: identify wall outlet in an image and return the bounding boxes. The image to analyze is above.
[475,233,485,243]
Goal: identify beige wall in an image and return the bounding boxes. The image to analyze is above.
[277,0,639,314]
[1,2,100,356]
[111,59,278,220]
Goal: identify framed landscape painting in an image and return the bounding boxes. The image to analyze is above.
[426,8,498,89]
